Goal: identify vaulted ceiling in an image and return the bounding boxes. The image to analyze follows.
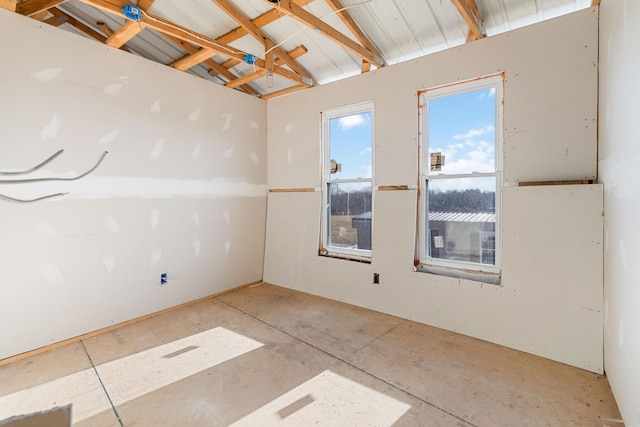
[4,0,597,99]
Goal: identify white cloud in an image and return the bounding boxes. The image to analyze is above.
[359,147,372,155]
[338,114,367,130]
[478,87,496,99]
[453,125,494,140]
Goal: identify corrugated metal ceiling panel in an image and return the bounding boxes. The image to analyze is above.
[43,0,595,98]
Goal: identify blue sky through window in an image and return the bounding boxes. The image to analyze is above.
[428,87,496,191]
[329,112,372,182]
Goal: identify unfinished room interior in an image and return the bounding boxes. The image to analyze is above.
[0,0,638,425]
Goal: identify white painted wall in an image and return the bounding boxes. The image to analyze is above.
[265,8,604,372]
[0,10,267,360]
[599,0,640,422]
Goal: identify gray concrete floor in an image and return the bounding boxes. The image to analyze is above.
[0,283,622,426]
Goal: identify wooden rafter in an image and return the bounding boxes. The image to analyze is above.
[31,9,50,20]
[169,0,312,74]
[591,0,600,5]
[225,69,267,89]
[48,7,113,44]
[265,0,383,68]
[324,0,385,69]
[104,0,154,48]
[75,0,312,88]
[96,21,131,52]
[260,84,307,100]
[450,0,486,42]
[163,34,260,95]
[210,0,315,83]
[17,0,67,16]
[0,0,17,12]
[214,45,308,79]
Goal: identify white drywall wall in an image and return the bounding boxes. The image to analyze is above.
[265,8,603,372]
[599,0,640,422]
[0,10,267,360]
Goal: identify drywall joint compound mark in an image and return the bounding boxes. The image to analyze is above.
[214,298,477,427]
[80,341,124,427]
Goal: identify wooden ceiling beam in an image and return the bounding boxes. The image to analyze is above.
[215,45,308,78]
[266,0,383,68]
[106,20,145,47]
[31,9,50,20]
[77,0,313,88]
[169,0,311,74]
[260,84,307,100]
[17,0,67,16]
[0,0,17,12]
[48,7,112,44]
[450,0,486,41]
[96,21,131,52]
[225,69,267,88]
[163,34,260,95]
[324,0,386,69]
[210,0,315,83]
[103,0,155,48]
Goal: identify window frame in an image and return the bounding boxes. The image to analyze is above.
[417,75,503,275]
[320,101,375,260]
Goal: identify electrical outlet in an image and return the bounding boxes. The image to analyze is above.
[373,273,380,284]
[160,273,168,285]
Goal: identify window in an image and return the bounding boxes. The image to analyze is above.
[321,102,374,259]
[418,75,502,276]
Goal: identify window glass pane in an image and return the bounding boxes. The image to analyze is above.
[329,112,372,180]
[427,177,496,265]
[328,182,372,250]
[427,88,496,175]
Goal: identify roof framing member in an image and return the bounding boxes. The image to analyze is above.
[0,0,16,11]
[265,0,383,68]
[450,0,486,42]
[324,0,386,69]
[104,0,154,48]
[209,0,316,84]
[46,7,123,48]
[77,0,313,88]
[17,0,67,16]
[169,0,312,74]
[164,34,261,95]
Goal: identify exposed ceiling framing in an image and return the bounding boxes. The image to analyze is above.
[3,0,594,99]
